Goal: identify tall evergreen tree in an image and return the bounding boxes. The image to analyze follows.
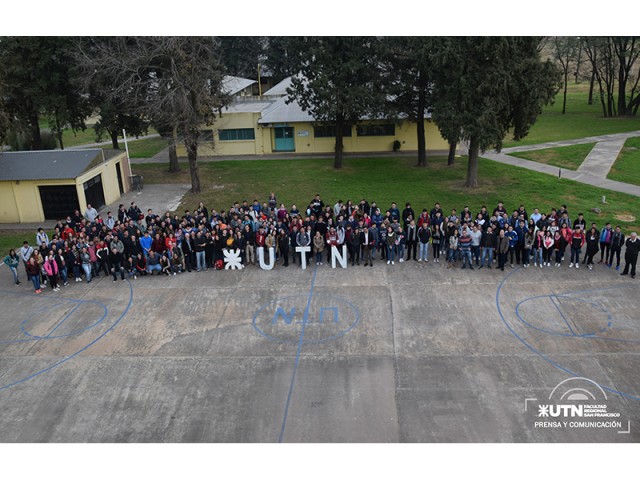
[0,36,90,150]
[286,36,385,169]
[431,37,559,187]
[381,37,434,167]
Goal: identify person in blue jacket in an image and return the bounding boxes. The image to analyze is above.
[505,225,519,268]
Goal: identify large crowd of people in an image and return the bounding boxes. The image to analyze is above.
[3,194,639,294]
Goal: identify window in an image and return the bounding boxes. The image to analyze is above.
[313,125,352,138]
[219,128,255,141]
[199,130,214,142]
[356,124,395,137]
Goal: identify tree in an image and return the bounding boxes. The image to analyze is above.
[0,37,90,150]
[381,37,434,167]
[583,37,640,117]
[286,37,385,169]
[264,37,304,84]
[75,38,150,150]
[219,37,265,79]
[76,37,230,193]
[431,37,560,188]
[551,36,580,114]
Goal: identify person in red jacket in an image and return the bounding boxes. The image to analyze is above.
[569,225,586,268]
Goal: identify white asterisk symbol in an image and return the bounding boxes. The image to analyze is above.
[538,405,549,417]
[223,249,244,269]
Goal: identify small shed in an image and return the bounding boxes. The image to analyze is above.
[0,149,130,223]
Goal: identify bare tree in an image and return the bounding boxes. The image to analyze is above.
[551,36,580,114]
[76,37,229,193]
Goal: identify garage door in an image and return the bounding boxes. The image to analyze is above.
[83,174,106,210]
[39,185,80,220]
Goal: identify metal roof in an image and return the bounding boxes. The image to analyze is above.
[222,75,257,96]
[0,149,116,181]
[258,96,314,124]
[262,76,293,96]
[223,99,277,114]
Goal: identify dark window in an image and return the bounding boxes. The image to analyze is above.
[313,125,352,138]
[356,124,395,137]
[199,130,214,141]
[219,128,255,141]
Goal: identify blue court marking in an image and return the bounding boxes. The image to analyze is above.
[496,268,640,401]
[20,300,109,340]
[0,280,133,393]
[549,291,577,335]
[252,294,360,345]
[513,289,639,344]
[278,266,318,443]
[514,295,612,338]
[0,289,109,342]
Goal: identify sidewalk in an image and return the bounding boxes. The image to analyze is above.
[67,133,161,150]
[130,149,453,164]
[483,130,640,198]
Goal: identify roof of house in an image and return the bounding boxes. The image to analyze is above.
[222,76,257,96]
[0,149,121,181]
[258,96,314,124]
[262,76,293,96]
[222,99,277,114]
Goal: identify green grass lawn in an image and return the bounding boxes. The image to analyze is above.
[0,231,35,257]
[127,136,167,158]
[509,143,595,170]
[608,136,640,186]
[132,155,640,233]
[503,83,640,147]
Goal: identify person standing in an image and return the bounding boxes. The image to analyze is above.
[620,232,639,279]
[459,229,474,270]
[360,226,374,267]
[598,223,613,264]
[405,220,418,261]
[386,226,397,265]
[608,226,625,270]
[20,241,34,280]
[569,226,585,268]
[313,231,325,266]
[480,226,496,269]
[43,252,60,291]
[3,249,21,285]
[278,229,290,267]
[497,229,510,271]
[470,225,482,267]
[585,226,600,270]
[417,222,431,262]
[26,256,42,293]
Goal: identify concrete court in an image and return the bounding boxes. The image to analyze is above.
[0,257,638,443]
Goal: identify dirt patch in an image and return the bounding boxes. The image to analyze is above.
[615,214,636,222]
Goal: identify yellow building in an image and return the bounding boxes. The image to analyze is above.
[177,76,450,158]
[0,149,130,223]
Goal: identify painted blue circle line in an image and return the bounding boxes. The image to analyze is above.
[0,288,109,343]
[20,300,109,340]
[514,295,612,338]
[252,294,361,345]
[513,288,640,344]
[496,268,640,401]
[0,280,134,393]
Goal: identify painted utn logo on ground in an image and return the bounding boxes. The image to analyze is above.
[524,377,630,434]
[252,293,360,345]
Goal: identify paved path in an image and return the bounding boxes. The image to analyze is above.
[483,130,640,197]
[67,133,161,150]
